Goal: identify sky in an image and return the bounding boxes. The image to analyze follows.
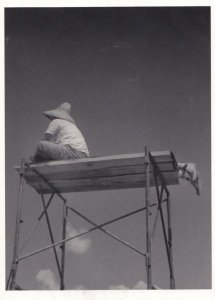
[5,6,211,291]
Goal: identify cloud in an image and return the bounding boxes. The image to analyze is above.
[66,223,92,255]
[73,284,86,290]
[109,280,148,290]
[133,280,147,289]
[36,269,59,290]
[109,284,129,290]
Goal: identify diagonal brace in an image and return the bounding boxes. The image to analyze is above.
[153,166,175,288]
[151,186,164,244]
[149,152,169,197]
[20,193,55,254]
[16,201,169,263]
[153,172,171,265]
[39,185,62,281]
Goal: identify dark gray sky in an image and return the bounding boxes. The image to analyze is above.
[5,7,211,290]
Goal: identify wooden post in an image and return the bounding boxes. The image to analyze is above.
[167,195,175,289]
[60,201,67,290]
[145,147,152,289]
[151,154,175,289]
[9,160,25,290]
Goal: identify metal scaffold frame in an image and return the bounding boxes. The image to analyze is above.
[7,147,176,290]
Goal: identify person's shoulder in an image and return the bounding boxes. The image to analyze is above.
[50,118,62,124]
[49,118,63,128]
[61,119,77,127]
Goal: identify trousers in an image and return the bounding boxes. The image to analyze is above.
[33,141,88,162]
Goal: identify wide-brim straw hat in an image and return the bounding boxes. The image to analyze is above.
[42,102,76,124]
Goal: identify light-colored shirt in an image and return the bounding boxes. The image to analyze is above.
[45,119,89,156]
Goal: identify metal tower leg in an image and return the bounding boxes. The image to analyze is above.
[9,160,25,290]
[166,195,175,289]
[60,201,67,290]
[152,158,175,289]
[145,147,152,289]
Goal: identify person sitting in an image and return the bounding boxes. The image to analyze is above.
[31,102,89,163]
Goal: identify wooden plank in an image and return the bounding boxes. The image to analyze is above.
[15,151,172,174]
[26,171,179,194]
[24,162,175,182]
[15,151,179,194]
[15,151,175,178]
[30,177,178,194]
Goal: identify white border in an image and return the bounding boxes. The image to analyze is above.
[1,1,214,300]
[1,0,214,7]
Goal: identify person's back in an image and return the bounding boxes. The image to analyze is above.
[46,118,89,157]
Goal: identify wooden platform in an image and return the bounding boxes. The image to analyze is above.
[15,151,179,194]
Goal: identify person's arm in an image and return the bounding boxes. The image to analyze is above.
[44,119,60,142]
[44,132,53,141]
